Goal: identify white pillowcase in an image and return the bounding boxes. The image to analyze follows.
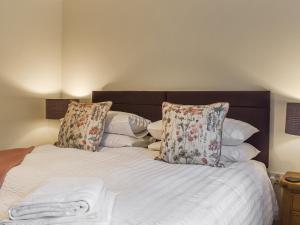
[222,118,259,146]
[105,111,151,138]
[148,141,260,162]
[147,120,163,140]
[147,118,259,145]
[220,143,260,162]
[101,133,154,148]
[148,141,161,151]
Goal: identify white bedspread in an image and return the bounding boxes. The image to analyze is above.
[0,145,278,225]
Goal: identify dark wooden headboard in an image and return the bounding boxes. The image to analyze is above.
[92,91,270,167]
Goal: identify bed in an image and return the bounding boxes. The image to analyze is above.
[0,91,277,225]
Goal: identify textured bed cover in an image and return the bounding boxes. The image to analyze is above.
[0,145,278,225]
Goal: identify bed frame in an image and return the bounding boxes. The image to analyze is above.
[92,91,270,167]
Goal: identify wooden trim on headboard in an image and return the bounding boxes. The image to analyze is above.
[92,91,270,167]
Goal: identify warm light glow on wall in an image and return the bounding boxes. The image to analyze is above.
[2,70,61,96]
[17,119,60,146]
[62,71,112,98]
[62,74,92,97]
[0,60,61,96]
[15,77,60,96]
[259,66,300,100]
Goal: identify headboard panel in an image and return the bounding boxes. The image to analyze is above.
[92,91,270,167]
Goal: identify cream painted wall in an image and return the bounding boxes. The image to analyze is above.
[0,0,63,148]
[5,0,298,173]
[62,0,300,173]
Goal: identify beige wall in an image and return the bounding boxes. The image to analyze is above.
[2,0,298,173]
[62,0,300,173]
[0,0,63,148]
[3,1,298,173]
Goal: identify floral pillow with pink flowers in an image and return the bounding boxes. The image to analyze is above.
[159,102,229,167]
[56,101,112,151]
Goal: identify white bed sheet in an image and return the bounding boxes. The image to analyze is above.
[0,145,278,225]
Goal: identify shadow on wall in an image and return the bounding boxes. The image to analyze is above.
[0,76,60,149]
[99,57,266,91]
[61,59,267,105]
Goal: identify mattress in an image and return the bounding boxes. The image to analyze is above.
[0,145,278,225]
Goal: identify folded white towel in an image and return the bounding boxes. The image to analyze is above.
[0,177,116,225]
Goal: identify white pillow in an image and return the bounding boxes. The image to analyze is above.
[149,141,260,162]
[105,111,151,138]
[147,120,163,140]
[101,133,154,148]
[148,141,161,151]
[147,118,259,145]
[222,118,259,146]
[220,143,260,162]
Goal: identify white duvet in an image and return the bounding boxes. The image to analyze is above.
[0,145,278,225]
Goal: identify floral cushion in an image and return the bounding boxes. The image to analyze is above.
[56,101,112,151]
[159,102,229,166]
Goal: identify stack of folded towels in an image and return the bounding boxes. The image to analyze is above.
[0,177,116,225]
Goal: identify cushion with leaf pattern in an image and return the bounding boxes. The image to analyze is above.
[56,101,112,151]
[159,101,229,166]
